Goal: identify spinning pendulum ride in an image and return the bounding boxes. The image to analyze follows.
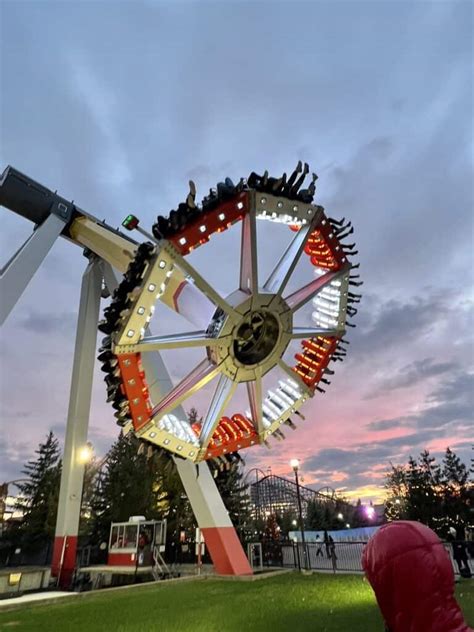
[103,162,361,465]
[0,161,361,584]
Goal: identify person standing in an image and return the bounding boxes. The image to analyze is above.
[466,527,474,560]
[328,535,337,572]
[315,535,324,557]
[323,530,330,559]
[447,527,472,578]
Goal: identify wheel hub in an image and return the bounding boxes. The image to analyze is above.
[234,310,280,366]
[207,291,293,383]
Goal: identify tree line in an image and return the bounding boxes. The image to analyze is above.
[1,424,252,559]
[385,447,473,537]
[2,425,471,562]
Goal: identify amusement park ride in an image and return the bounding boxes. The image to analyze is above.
[0,161,361,586]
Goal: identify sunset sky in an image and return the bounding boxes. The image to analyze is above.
[1,1,472,503]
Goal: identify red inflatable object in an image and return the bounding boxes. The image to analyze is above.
[362,521,472,632]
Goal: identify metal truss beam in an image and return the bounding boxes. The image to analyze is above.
[240,208,259,295]
[0,213,65,325]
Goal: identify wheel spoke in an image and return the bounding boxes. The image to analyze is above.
[167,243,239,323]
[291,327,341,339]
[247,373,264,434]
[284,266,349,312]
[132,331,223,352]
[151,359,219,420]
[240,209,259,294]
[160,277,217,330]
[263,210,323,295]
[200,375,237,448]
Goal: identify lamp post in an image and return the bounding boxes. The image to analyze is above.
[290,459,306,570]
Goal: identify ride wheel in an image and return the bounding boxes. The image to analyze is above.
[98,163,361,469]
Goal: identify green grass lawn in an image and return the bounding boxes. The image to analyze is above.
[0,573,473,632]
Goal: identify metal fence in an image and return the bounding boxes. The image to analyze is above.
[276,541,472,577]
[2,537,472,580]
[0,541,52,568]
[281,541,365,572]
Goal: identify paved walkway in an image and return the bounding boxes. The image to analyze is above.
[0,591,78,609]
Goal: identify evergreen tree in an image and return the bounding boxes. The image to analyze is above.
[89,432,199,556]
[15,431,61,550]
[385,464,408,521]
[385,447,471,533]
[305,498,353,530]
[334,497,353,529]
[89,432,164,544]
[214,464,252,542]
[405,451,441,528]
[79,455,101,537]
[277,509,297,538]
[252,515,266,540]
[262,513,282,566]
[305,500,326,530]
[440,447,471,531]
[156,453,195,556]
[263,514,280,541]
